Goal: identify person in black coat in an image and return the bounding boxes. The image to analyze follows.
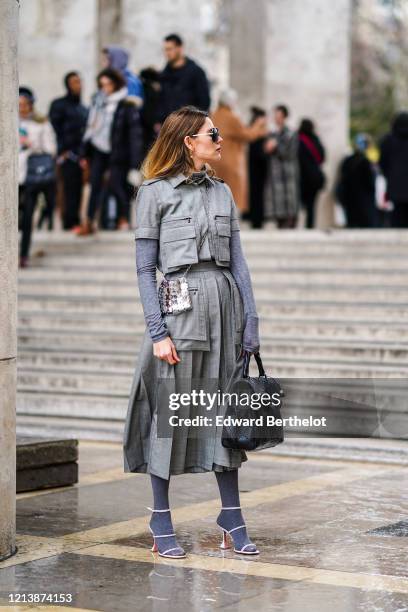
[156,33,210,125]
[379,112,408,227]
[337,134,377,228]
[108,90,143,228]
[248,106,268,228]
[80,68,143,234]
[49,72,88,230]
[298,118,326,228]
[139,67,162,157]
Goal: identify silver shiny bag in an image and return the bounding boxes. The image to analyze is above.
[158,227,208,315]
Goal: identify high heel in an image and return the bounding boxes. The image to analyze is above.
[217,506,259,555]
[147,507,186,559]
[219,528,230,550]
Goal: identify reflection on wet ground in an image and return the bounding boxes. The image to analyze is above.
[0,441,407,612]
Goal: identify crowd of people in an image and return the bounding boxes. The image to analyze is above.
[18,31,408,268]
[18,33,211,267]
[337,115,408,229]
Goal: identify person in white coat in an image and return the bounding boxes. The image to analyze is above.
[19,87,57,267]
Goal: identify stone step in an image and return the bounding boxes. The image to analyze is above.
[16,436,78,492]
[269,437,408,466]
[25,240,408,257]
[19,369,133,394]
[16,337,408,370]
[20,253,408,270]
[19,326,408,354]
[18,229,408,442]
[27,230,408,248]
[17,415,123,442]
[17,379,407,438]
[19,348,140,370]
[29,239,408,251]
[17,352,408,401]
[16,299,408,320]
[28,226,408,237]
[15,416,408,464]
[17,321,408,350]
[17,391,129,420]
[18,268,408,286]
[18,304,408,340]
[18,328,143,351]
[17,283,408,303]
[27,227,408,246]
[15,415,408,465]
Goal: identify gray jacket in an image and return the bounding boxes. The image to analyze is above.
[264,126,300,220]
[134,171,240,274]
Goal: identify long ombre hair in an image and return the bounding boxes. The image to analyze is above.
[141,106,215,179]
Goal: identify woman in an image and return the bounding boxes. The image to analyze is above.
[297,118,326,229]
[264,104,299,229]
[211,89,267,214]
[248,106,269,228]
[79,68,143,234]
[123,106,261,559]
[18,86,57,268]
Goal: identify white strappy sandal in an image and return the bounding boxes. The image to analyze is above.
[217,506,260,555]
[147,507,186,559]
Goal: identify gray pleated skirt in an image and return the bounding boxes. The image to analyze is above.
[123,260,248,480]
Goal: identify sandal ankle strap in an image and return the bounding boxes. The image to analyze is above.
[227,524,246,534]
[147,506,170,512]
[221,506,241,510]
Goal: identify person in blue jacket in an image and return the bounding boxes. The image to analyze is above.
[102,45,144,107]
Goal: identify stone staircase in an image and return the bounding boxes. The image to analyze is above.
[16,228,408,443]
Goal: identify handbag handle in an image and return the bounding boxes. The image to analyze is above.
[242,350,266,378]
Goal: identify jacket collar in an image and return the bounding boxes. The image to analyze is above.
[168,170,215,189]
[167,173,188,188]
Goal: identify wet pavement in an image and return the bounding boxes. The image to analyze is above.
[0,442,407,611]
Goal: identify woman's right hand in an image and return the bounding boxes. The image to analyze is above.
[264,137,277,153]
[153,336,181,365]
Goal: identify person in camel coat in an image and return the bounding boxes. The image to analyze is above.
[211,89,267,213]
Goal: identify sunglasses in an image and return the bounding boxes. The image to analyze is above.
[190,127,221,143]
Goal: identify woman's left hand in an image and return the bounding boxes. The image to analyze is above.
[241,315,260,355]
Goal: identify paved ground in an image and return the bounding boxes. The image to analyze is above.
[0,441,407,611]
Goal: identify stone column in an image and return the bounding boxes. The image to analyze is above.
[121,0,228,102]
[226,0,267,115]
[97,0,123,67]
[228,0,352,228]
[0,0,18,562]
[18,0,97,113]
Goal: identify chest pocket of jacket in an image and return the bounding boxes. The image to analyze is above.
[160,218,199,271]
[163,278,210,350]
[214,214,231,263]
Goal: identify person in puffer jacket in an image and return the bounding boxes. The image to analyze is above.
[79,68,143,234]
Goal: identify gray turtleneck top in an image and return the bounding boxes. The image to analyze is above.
[135,172,260,353]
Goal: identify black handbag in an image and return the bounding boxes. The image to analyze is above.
[26,153,56,185]
[221,351,285,451]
